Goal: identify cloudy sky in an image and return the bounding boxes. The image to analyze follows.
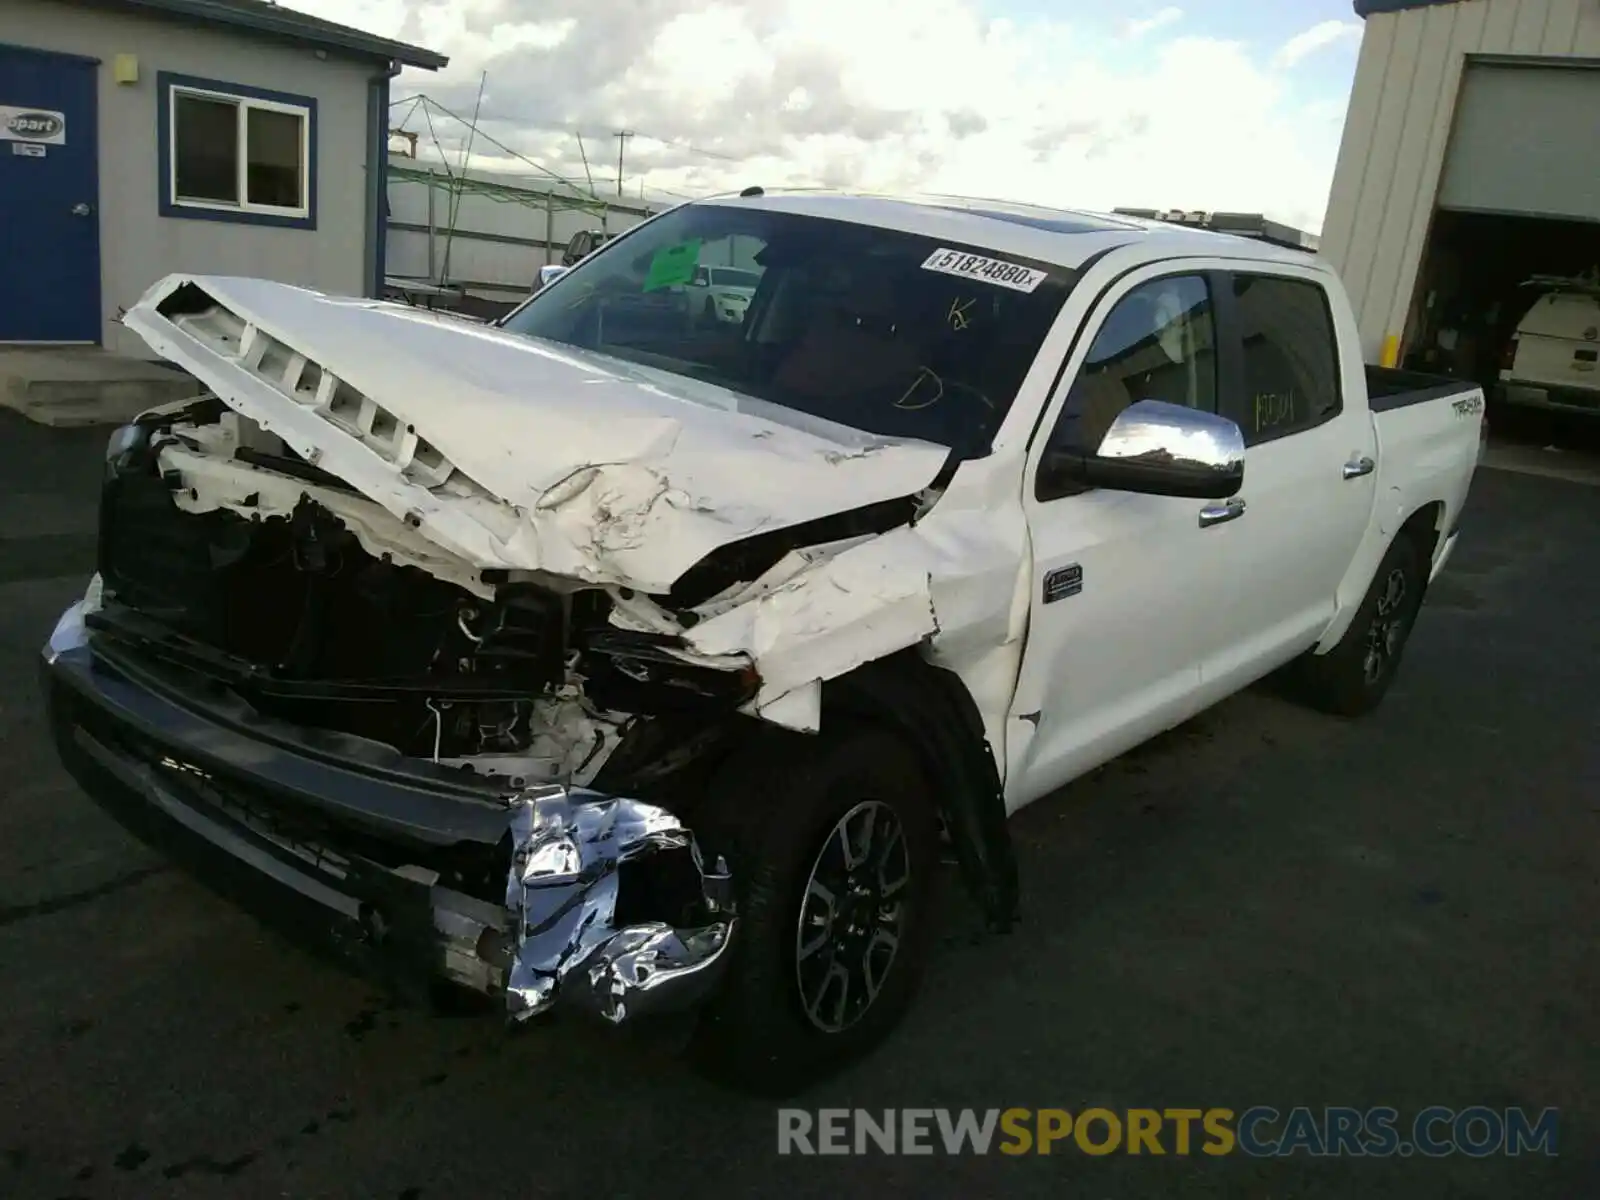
[299,0,1367,232]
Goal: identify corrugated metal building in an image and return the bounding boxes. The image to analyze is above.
[1320,0,1600,384]
[1,0,445,356]
[384,158,657,318]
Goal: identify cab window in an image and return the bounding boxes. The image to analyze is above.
[1038,274,1217,495]
[1223,273,1341,445]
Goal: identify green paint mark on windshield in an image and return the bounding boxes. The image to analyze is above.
[643,239,703,292]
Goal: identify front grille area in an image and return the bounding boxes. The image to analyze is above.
[98,467,235,645]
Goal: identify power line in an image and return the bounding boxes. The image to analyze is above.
[630,130,749,163]
[396,95,596,201]
[389,93,820,202]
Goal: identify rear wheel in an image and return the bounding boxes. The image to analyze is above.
[1294,532,1428,717]
[688,725,939,1095]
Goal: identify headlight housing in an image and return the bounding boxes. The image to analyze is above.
[105,421,145,463]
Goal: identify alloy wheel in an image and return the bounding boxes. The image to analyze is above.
[794,800,910,1034]
[1362,566,1411,685]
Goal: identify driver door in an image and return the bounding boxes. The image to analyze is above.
[1005,267,1240,810]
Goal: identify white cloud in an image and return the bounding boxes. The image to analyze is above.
[1274,19,1363,69]
[1123,7,1184,40]
[296,0,1356,233]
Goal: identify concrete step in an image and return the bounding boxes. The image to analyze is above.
[0,347,204,428]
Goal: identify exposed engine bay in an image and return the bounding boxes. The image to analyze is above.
[95,398,786,796]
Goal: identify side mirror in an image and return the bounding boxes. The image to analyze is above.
[1044,399,1245,500]
[536,264,570,291]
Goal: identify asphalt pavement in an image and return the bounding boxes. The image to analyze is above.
[0,408,1596,1199]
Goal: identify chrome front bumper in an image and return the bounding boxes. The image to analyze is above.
[42,595,735,1026]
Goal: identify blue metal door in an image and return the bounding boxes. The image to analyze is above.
[0,45,100,342]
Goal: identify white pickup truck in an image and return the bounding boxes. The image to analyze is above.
[42,193,1485,1093]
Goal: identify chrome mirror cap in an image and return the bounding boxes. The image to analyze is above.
[1096,399,1246,473]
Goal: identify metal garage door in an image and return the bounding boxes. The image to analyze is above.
[1437,63,1600,222]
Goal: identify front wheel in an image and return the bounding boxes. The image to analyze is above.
[1293,531,1428,716]
[688,725,940,1095]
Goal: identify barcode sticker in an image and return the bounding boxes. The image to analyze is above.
[921,248,1048,293]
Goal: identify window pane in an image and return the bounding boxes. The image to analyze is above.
[246,107,304,208]
[1050,275,1217,454]
[173,94,239,204]
[1228,275,1341,444]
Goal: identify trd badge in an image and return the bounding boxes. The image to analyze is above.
[1043,564,1083,604]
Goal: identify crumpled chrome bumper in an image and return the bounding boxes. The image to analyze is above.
[42,589,736,1027]
[506,790,733,1024]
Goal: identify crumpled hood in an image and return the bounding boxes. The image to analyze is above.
[124,274,950,593]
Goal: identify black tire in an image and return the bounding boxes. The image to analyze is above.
[1294,532,1428,717]
[687,724,940,1096]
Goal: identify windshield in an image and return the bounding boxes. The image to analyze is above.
[500,203,1076,457]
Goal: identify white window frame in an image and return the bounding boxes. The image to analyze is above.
[168,83,312,219]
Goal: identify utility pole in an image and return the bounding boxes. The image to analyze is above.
[614,129,634,197]
[575,132,594,195]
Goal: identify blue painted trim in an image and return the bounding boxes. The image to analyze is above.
[0,40,102,66]
[1354,0,1464,17]
[156,71,317,231]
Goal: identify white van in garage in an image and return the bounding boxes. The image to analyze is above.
[1499,271,1600,416]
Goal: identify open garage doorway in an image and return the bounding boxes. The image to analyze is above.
[1404,210,1600,451]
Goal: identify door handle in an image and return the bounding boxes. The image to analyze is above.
[70,202,93,216]
[1343,455,1376,479]
[1199,497,1246,528]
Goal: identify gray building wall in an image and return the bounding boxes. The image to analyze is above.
[1318,0,1600,362]
[5,0,377,356]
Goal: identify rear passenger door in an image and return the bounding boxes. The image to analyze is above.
[1200,268,1378,696]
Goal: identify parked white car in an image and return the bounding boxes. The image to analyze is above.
[1499,270,1600,416]
[44,193,1484,1095]
[688,264,761,324]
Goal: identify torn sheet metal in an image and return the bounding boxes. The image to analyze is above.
[606,502,1029,734]
[122,277,1037,778]
[123,273,949,594]
[159,440,497,598]
[435,684,625,789]
[504,788,734,1025]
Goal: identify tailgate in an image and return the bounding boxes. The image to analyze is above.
[1508,333,1600,392]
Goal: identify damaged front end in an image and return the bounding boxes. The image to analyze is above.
[44,269,1026,1033]
[47,382,758,1025]
[43,593,735,1025]
[49,371,924,1028]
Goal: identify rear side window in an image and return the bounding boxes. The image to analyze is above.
[1225,274,1341,445]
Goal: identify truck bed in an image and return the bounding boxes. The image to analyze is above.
[1365,365,1482,412]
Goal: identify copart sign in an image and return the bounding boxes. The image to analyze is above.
[1,106,67,144]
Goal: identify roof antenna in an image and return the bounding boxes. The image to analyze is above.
[739,185,764,197]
